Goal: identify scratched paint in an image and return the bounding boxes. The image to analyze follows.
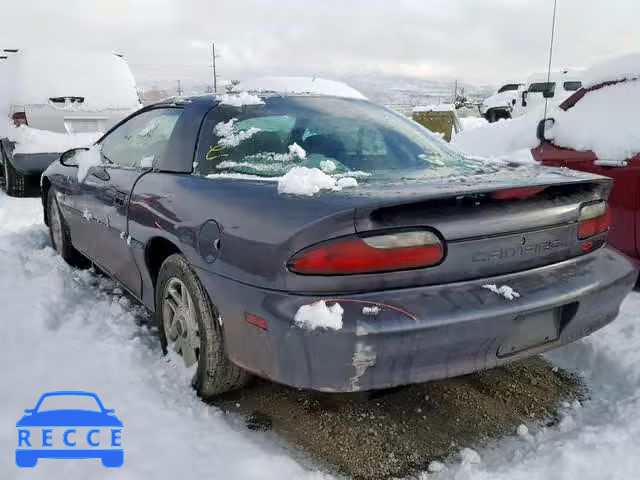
[350,342,376,391]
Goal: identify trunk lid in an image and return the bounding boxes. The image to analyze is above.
[346,165,612,285]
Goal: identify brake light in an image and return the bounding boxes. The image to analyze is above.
[491,186,547,200]
[578,202,611,239]
[288,230,444,275]
[12,111,27,126]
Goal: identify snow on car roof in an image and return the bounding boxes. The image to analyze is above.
[583,52,640,89]
[0,48,139,110]
[525,69,583,84]
[240,76,367,100]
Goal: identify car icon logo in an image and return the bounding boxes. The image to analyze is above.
[16,391,123,468]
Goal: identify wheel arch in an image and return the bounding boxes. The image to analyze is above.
[144,236,184,289]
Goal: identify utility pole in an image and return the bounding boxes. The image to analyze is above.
[212,42,218,93]
[177,79,183,96]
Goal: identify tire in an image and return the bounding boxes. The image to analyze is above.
[155,254,250,399]
[47,188,88,268]
[2,155,26,197]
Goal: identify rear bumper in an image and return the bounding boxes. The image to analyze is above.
[198,247,637,392]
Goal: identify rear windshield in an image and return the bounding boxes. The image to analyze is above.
[497,83,521,93]
[563,81,582,91]
[196,96,490,181]
[528,82,556,96]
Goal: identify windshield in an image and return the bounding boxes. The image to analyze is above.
[36,394,102,412]
[196,96,493,181]
[497,83,521,93]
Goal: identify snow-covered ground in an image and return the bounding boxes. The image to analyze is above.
[0,191,638,480]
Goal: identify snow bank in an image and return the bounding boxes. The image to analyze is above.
[0,191,323,479]
[0,122,100,155]
[277,166,358,196]
[294,301,344,331]
[548,79,640,161]
[217,91,265,107]
[0,48,139,110]
[459,116,489,130]
[241,76,366,100]
[583,52,640,89]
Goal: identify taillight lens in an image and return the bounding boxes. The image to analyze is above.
[578,202,611,239]
[12,111,27,126]
[288,230,444,275]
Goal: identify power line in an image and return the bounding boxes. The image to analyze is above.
[543,0,558,121]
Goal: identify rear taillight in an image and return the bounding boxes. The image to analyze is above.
[288,230,444,275]
[578,202,611,239]
[12,111,27,126]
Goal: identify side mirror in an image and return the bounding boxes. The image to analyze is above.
[522,91,528,107]
[60,147,89,167]
[536,118,555,142]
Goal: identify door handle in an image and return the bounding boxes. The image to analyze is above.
[114,191,127,207]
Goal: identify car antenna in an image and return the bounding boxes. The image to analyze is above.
[543,0,558,121]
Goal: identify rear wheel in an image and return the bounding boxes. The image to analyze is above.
[156,254,250,399]
[47,188,88,267]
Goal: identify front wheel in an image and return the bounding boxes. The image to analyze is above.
[155,254,250,399]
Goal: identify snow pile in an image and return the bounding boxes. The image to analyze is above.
[583,52,640,89]
[548,79,640,161]
[319,159,337,173]
[294,301,344,331]
[75,147,103,182]
[459,116,489,130]
[241,77,366,100]
[288,142,307,160]
[214,118,261,147]
[0,48,139,110]
[0,122,100,155]
[277,166,358,196]
[482,284,521,301]
[217,91,265,107]
[0,191,323,479]
[452,109,543,162]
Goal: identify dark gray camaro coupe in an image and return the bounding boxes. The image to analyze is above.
[41,91,637,398]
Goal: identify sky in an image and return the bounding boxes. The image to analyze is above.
[1,0,638,88]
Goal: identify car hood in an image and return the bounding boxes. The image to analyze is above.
[16,410,123,427]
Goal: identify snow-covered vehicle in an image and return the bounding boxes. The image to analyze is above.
[0,49,140,196]
[512,70,583,118]
[533,53,640,267]
[479,83,522,122]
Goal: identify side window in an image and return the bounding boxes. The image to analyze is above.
[563,81,582,92]
[100,108,182,169]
